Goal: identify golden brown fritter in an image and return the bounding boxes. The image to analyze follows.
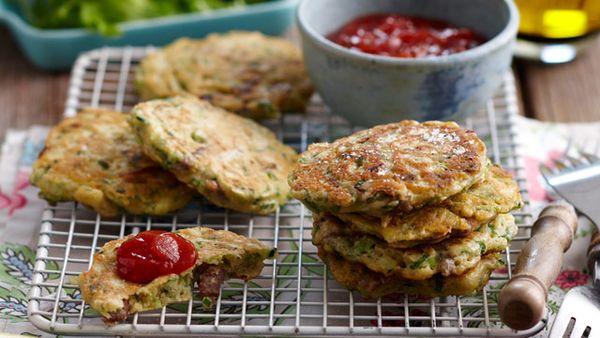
[135,32,314,120]
[289,121,488,217]
[79,226,275,323]
[130,96,298,215]
[30,108,194,217]
[319,249,503,299]
[313,213,516,280]
[335,165,523,248]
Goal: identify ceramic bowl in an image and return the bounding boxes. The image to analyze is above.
[297,0,519,126]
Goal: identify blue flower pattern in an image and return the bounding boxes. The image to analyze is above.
[0,296,28,317]
[0,244,65,322]
[1,249,33,283]
[0,245,33,320]
[59,289,82,314]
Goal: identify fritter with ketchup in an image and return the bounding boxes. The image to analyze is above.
[80,227,275,324]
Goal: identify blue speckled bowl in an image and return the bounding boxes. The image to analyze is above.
[297,0,519,126]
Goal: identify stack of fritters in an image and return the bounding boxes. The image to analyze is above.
[289,121,523,298]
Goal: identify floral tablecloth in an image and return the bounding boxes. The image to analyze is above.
[0,117,598,337]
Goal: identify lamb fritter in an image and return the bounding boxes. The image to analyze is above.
[319,249,503,299]
[30,108,194,217]
[313,213,516,281]
[289,121,488,217]
[130,96,298,215]
[79,226,275,323]
[135,32,314,120]
[336,165,523,248]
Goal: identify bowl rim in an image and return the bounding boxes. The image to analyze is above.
[297,0,519,65]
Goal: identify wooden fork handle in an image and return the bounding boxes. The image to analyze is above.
[588,226,600,277]
[499,202,578,331]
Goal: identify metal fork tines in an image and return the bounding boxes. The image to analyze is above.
[548,286,600,338]
[540,148,600,226]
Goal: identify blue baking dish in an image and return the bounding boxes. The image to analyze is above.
[0,0,299,70]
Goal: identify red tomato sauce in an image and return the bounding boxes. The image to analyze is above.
[328,14,485,58]
[116,230,197,284]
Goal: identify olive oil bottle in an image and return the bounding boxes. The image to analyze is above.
[516,0,600,38]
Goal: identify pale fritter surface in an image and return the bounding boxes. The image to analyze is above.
[79,227,275,320]
[30,108,194,217]
[336,165,523,248]
[135,32,314,120]
[289,121,488,217]
[319,249,502,299]
[314,213,515,280]
[130,96,298,215]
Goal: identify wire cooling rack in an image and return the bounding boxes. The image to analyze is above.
[28,47,545,337]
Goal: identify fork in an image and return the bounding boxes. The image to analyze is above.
[540,146,600,227]
[540,146,600,337]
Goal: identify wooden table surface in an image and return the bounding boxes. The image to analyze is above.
[1,26,599,141]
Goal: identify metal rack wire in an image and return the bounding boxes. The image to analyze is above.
[28,47,545,336]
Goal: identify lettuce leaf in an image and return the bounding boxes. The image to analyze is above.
[9,0,268,36]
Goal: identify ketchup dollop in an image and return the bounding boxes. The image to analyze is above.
[116,230,198,284]
[328,14,485,58]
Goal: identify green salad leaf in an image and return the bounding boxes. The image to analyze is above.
[9,0,269,36]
